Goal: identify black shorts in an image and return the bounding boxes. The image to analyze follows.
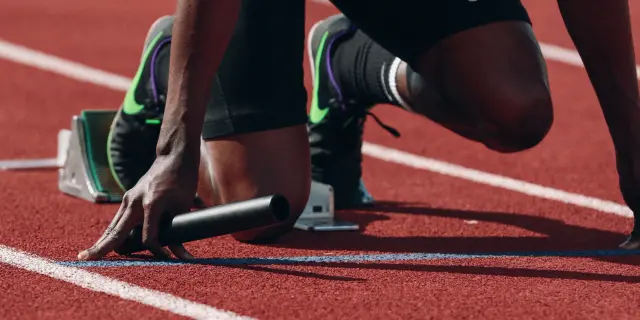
[203,0,531,140]
[330,0,532,65]
[202,0,308,140]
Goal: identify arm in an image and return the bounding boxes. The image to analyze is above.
[557,0,640,240]
[76,0,241,261]
[557,0,639,139]
[157,0,241,162]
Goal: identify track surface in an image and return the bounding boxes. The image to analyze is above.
[1,0,639,319]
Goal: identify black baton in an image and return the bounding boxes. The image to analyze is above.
[114,194,290,255]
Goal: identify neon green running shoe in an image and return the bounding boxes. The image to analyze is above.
[107,16,173,191]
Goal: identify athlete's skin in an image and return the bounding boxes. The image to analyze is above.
[78,0,247,260]
[385,0,640,247]
[78,0,640,260]
[379,0,639,158]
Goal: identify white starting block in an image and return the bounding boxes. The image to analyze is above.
[295,181,359,231]
[53,110,359,232]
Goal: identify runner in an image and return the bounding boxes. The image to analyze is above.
[79,0,640,260]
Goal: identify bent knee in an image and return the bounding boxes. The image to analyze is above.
[485,89,553,153]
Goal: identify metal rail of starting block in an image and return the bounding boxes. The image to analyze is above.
[52,110,359,232]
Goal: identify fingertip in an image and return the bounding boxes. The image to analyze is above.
[169,244,195,260]
[180,250,195,260]
[77,250,90,261]
[148,246,173,260]
[162,247,172,258]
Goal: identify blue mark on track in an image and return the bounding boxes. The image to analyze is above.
[57,249,640,268]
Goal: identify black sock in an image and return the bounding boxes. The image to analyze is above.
[331,30,402,107]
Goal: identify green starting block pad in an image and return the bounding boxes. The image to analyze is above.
[58,110,124,203]
[57,110,359,232]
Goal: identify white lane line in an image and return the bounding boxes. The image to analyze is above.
[0,245,254,320]
[540,42,640,77]
[0,39,130,91]
[362,143,632,218]
[0,39,634,218]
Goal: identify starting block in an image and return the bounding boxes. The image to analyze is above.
[56,110,359,232]
[58,110,124,203]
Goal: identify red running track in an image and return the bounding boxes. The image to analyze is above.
[0,0,639,319]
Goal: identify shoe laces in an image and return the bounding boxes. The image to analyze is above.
[365,110,401,137]
[336,98,401,138]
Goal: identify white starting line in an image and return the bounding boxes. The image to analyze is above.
[0,245,254,320]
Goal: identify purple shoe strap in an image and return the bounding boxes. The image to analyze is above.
[149,37,172,104]
[324,26,356,110]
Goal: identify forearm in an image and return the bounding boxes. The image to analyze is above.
[558,0,640,227]
[157,0,241,159]
[557,0,640,148]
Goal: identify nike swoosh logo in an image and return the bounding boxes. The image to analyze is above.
[309,31,331,124]
[122,32,165,115]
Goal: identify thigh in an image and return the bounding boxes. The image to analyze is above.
[329,0,533,65]
[197,125,311,243]
[202,0,308,140]
[197,0,311,243]
[331,0,552,148]
[418,20,551,130]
